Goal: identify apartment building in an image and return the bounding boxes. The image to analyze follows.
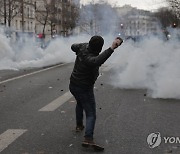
[0,0,79,41]
[14,0,36,39]
[125,14,158,37]
[0,0,36,39]
[35,0,79,40]
[116,5,159,37]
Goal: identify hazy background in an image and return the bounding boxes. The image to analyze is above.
[80,0,168,11]
[1,27,180,99]
[0,0,180,100]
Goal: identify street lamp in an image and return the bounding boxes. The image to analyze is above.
[120,23,124,28]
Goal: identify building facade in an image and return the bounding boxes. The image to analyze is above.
[125,14,158,37]
[0,0,36,39]
[115,5,159,38]
[14,0,36,39]
[35,0,79,40]
[0,0,79,41]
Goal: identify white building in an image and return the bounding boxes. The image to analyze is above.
[35,0,79,40]
[14,0,36,37]
[0,0,79,42]
[116,5,159,37]
[125,14,158,37]
[0,0,36,40]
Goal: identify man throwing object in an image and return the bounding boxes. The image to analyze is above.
[69,36,123,151]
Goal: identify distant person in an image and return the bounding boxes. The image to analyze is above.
[69,35,123,151]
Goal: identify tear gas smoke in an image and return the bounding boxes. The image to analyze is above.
[0,29,88,70]
[0,28,180,100]
[109,29,180,99]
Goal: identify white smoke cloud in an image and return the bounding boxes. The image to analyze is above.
[108,30,180,99]
[0,29,89,70]
[1,26,180,100]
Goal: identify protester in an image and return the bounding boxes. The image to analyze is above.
[69,35,123,150]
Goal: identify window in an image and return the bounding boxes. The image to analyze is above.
[20,21,22,29]
[31,22,33,30]
[28,8,30,17]
[16,20,18,30]
[24,21,26,30]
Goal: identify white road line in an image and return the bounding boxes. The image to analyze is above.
[39,91,72,112]
[0,64,65,85]
[0,129,27,152]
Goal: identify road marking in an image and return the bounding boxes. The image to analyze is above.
[39,91,72,111]
[0,129,27,152]
[0,64,65,85]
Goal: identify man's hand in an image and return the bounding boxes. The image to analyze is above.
[111,37,123,50]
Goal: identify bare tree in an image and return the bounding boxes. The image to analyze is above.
[36,0,59,37]
[68,2,79,35]
[36,0,79,37]
[36,0,49,37]
[4,0,7,25]
[0,0,21,27]
[0,0,6,25]
[166,0,180,27]
[60,0,79,36]
[154,7,179,28]
[78,1,118,35]
[168,0,180,19]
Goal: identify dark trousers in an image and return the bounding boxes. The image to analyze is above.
[69,82,96,140]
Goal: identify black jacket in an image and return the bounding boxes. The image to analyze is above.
[70,43,114,87]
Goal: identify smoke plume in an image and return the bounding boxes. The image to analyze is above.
[0,16,180,100]
[108,29,180,99]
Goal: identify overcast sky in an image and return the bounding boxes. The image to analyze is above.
[80,0,168,11]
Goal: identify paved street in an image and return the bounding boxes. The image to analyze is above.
[0,63,180,154]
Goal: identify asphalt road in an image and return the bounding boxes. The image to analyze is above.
[0,63,180,154]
